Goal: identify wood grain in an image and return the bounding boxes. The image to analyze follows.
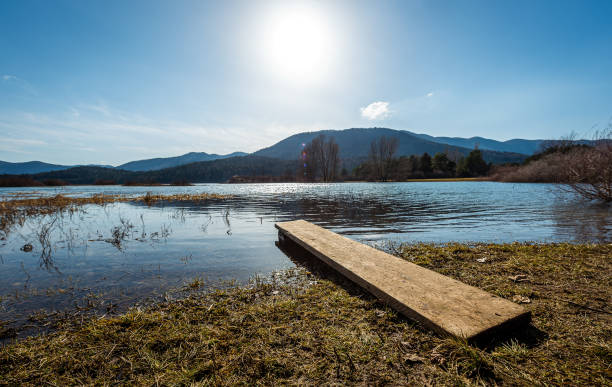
[276,219,530,341]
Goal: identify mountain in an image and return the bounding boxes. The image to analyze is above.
[143,155,293,183]
[0,152,248,175]
[253,128,527,165]
[31,166,137,184]
[2,129,538,180]
[411,133,545,155]
[0,161,73,175]
[31,155,294,184]
[116,151,248,171]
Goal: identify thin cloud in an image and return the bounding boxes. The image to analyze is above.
[0,138,47,154]
[81,102,111,116]
[360,101,391,120]
[0,104,329,164]
[1,74,38,95]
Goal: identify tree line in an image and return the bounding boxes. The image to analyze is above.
[354,145,489,181]
[298,134,491,182]
[0,156,297,186]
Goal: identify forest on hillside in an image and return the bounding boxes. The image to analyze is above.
[297,134,491,182]
[0,156,296,186]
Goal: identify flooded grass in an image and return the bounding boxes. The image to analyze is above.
[0,192,228,238]
[0,192,228,210]
[1,243,610,385]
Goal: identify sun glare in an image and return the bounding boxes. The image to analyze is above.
[259,4,335,84]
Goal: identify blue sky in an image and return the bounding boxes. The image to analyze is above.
[1,0,611,165]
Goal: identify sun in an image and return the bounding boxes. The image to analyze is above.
[259,3,335,84]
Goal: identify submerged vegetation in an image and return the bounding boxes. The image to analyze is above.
[1,243,610,385]
[0,192,228,238]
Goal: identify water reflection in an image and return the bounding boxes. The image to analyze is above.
[123,182,611,242]
[0,182,610,340]
[550,201,612,243]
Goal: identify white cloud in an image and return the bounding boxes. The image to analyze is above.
[360,101,390,120]
[2,74,17,81]
[427,92,434,97]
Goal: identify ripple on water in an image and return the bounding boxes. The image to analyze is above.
[0,182,609,339]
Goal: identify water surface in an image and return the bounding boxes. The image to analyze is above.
[1,182,610,338]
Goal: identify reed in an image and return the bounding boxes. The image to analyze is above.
[0,193,229,237]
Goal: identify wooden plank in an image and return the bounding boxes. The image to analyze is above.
[275,219,530,341]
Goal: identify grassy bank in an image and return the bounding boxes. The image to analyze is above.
[1,243,610,385]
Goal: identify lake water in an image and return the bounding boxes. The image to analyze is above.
[1,182,610,338]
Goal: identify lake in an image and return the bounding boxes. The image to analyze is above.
[1,182,610,339]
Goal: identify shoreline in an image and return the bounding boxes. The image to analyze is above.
[1,178,578,188]
[1,177,490,188]
[1,242,609,385]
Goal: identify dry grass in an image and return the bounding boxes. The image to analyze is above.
[1,243,610,385]
[0,192,228,209]
[489,154,567,183]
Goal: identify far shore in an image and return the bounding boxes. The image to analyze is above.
[2,177,492,188]
[224,177,487,184]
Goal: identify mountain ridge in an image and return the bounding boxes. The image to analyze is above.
[2,128,557,175]
[253,128,527,165]
[0,152,247,175]
[410,133,546,155]
[116,151,248,171]
[28,155,294,184]
[0,161,114,175]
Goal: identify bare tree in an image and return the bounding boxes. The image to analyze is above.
[322,137,340,182]
[564,127,612,202]
[369,136,399,181]
[301,138,319,181]
[302,135,340,182]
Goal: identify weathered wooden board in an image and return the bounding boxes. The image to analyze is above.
[275,219,530,341]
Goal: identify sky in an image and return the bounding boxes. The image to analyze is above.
[1,0,611,165]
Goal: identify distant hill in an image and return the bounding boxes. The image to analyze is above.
[31,166,136,184]
[411,133,546,155]
[32,155,294,184]
[4,129,562,179]
[0,160,73,175]
[117,151,248,171]
[253,128,527,165]
[143,155,294,183]
[0,152,248,175]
